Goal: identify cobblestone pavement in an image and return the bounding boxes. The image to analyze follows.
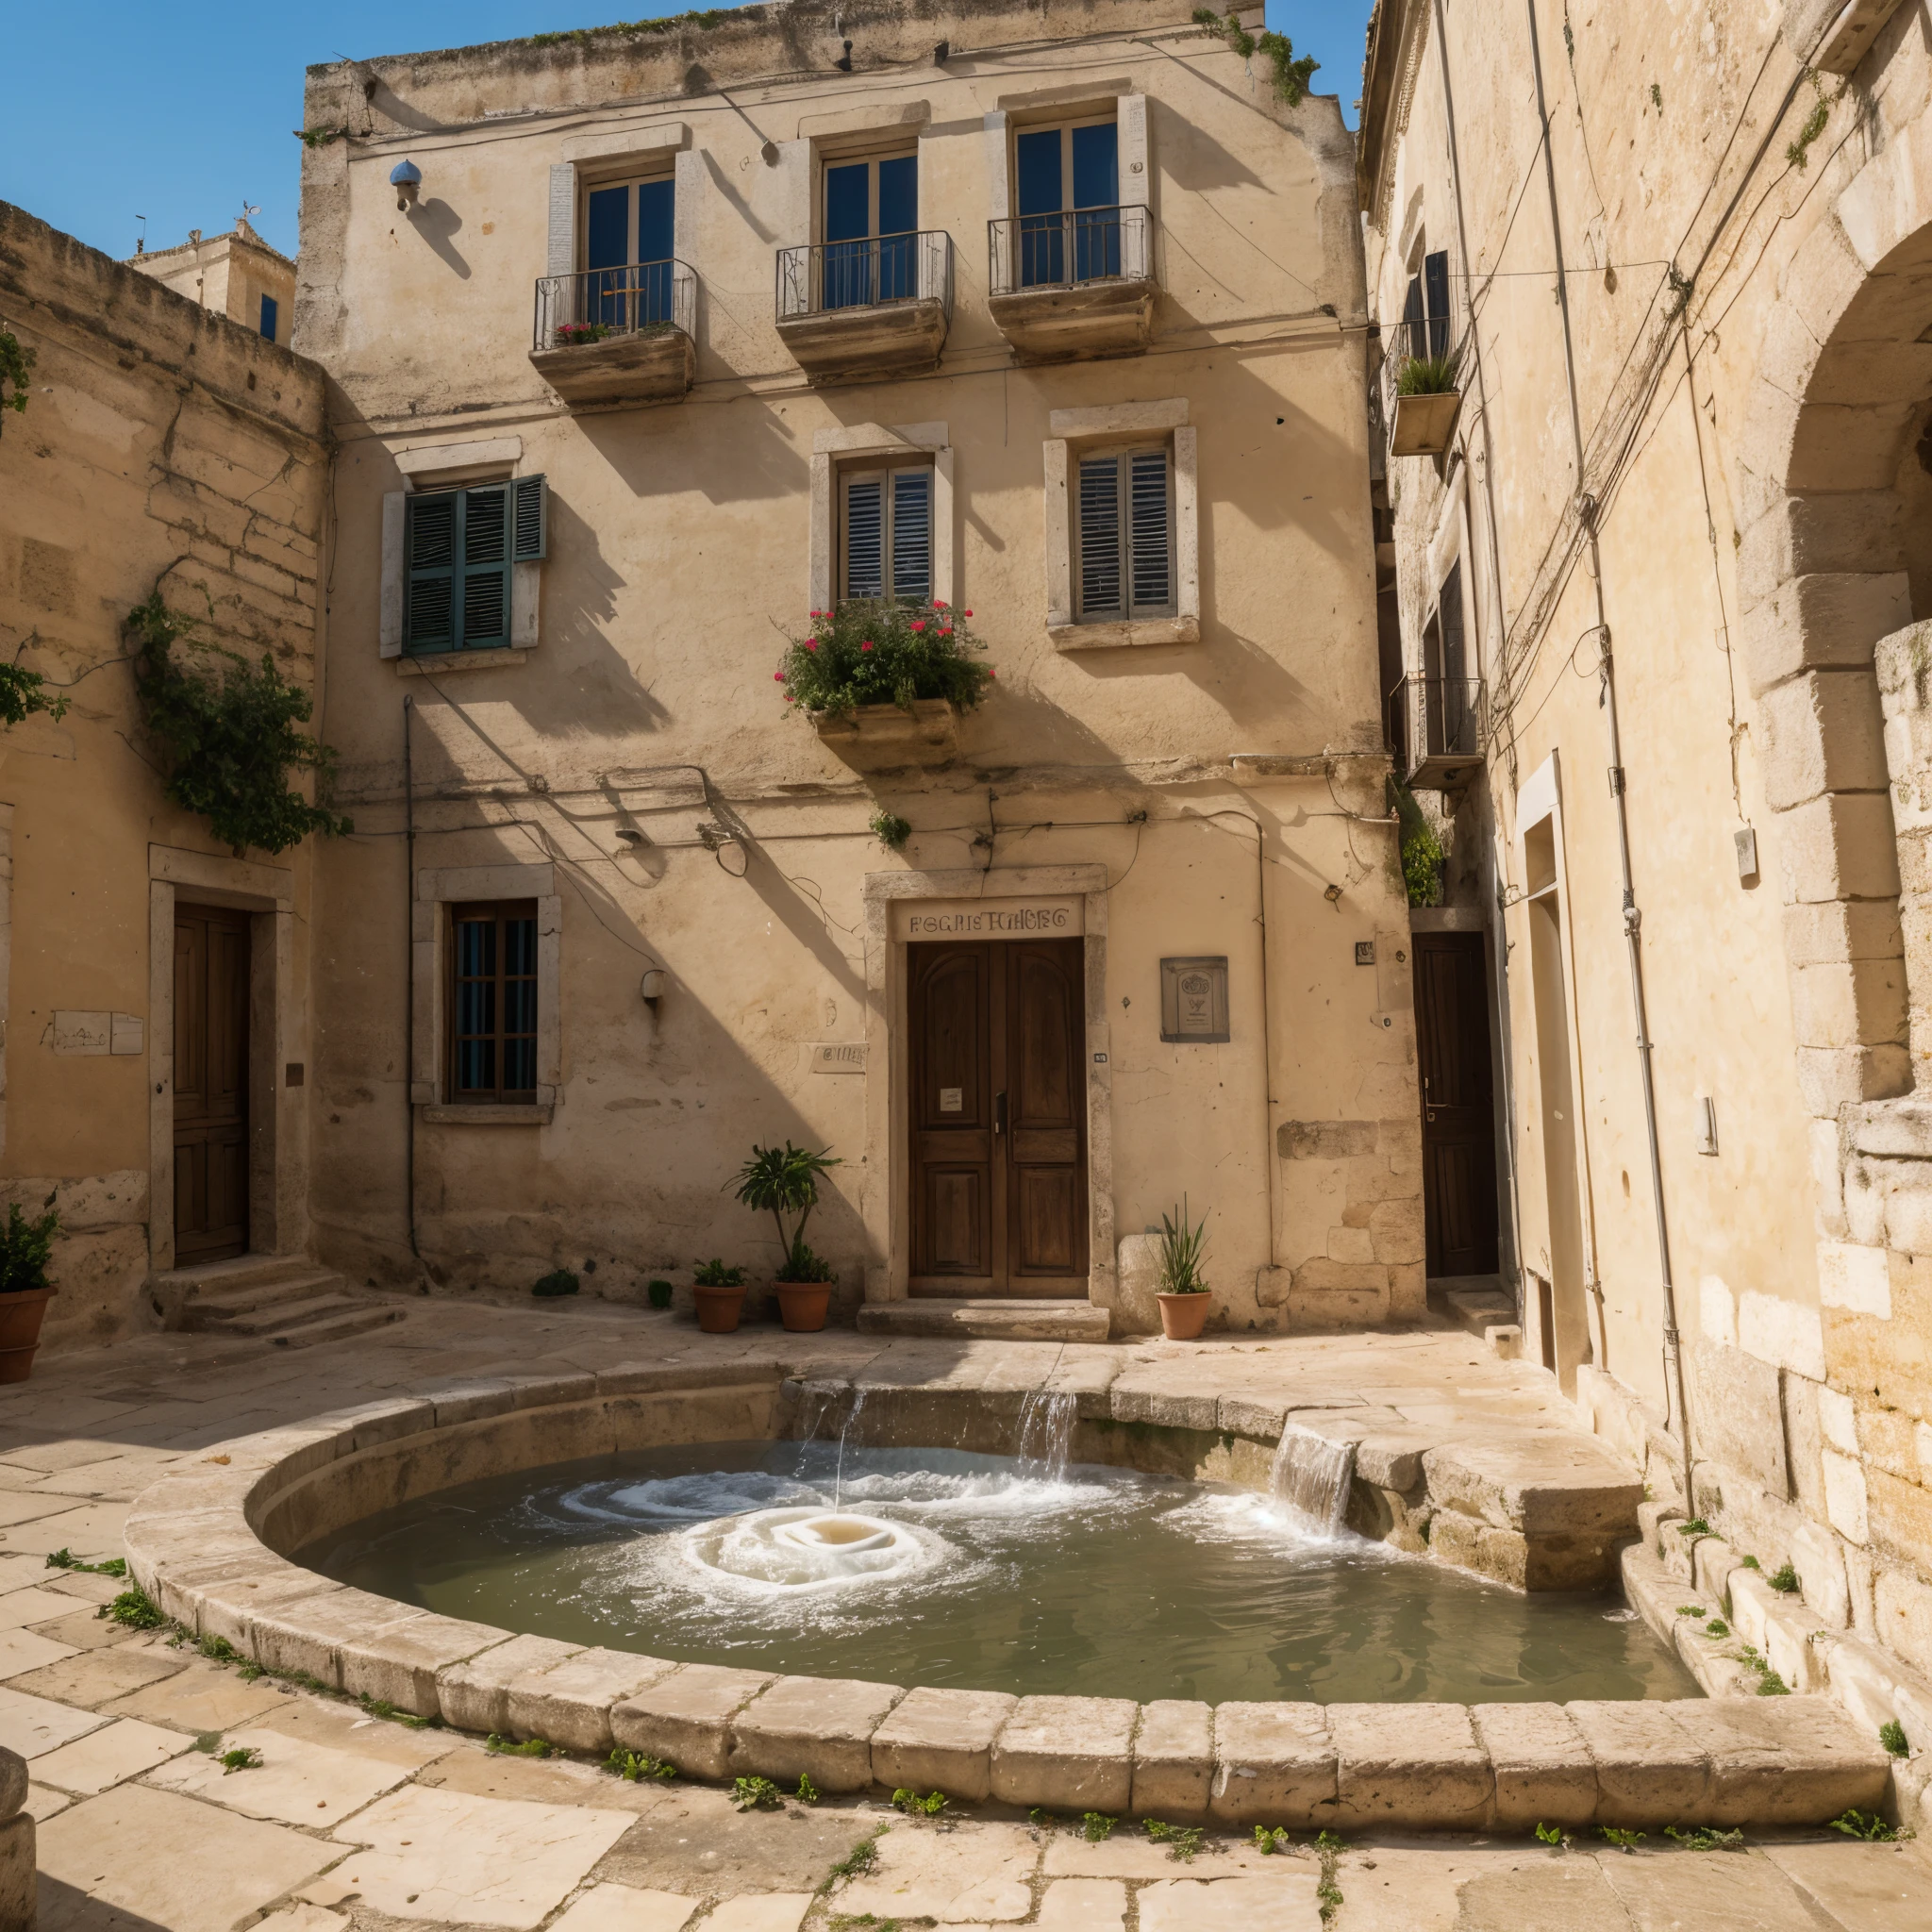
[2,1296,1927,1929]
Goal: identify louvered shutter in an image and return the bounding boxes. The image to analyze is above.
[843,475,885,600]
[404,491,458,654]
[1127,450,1172,615]
[458,485,511,650]
[1077,454,1124,618]
[512,475,547,561]
[1076,448,1173,621]
[891,469,931,602]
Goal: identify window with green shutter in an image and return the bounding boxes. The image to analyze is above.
[404,476,547,655]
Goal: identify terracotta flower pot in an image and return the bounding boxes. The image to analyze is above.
[1157,1291,1211,1341]
[693,1285,746,1335]
[0,1288,56,1383]
[774,1282,832,1333]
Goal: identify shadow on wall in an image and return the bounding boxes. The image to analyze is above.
[577,391,808,508]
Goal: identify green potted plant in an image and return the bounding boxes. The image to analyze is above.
[730,1141,841,1332]
[0,1199,60,1381]
[1155,1198,1212,1341]
[1390,341,1464,457]
[692,1258,747,1334]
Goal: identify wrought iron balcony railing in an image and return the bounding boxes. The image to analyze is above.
[988,204,1154,298]
[1386,675,1486,786]
[532,260,695,351]
[775,230,954,321]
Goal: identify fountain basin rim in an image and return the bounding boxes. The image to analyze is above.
[115,1361,1896,1831]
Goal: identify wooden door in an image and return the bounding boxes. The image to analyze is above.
[1413,931,1499,1277]
[174,903,250,1262]
[908,938,1088,1296]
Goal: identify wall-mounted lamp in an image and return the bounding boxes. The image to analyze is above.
[834,39,854,71]
[641,969,669,1006]
[391,159,422,211]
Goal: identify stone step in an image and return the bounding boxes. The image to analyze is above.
[265,1303,407,1350]
[182,1269,347,1320]
[1434,1274,1517,1341]
[154,1252,319,1294]
[186,1290,366,1338]
[857,1299,1111,1342]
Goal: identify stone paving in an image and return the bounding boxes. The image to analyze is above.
[0,1295,1927,1928]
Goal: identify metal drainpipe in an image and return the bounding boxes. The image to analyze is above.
[403,695,421,1262]
[1428,0,1529,1313]
[1523,0,1692,1504]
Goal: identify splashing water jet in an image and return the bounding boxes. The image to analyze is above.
[1270,1422,1356,1536]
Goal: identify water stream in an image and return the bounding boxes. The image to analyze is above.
[1016,1388,1075,1484]
[1269,1423,1357,1537]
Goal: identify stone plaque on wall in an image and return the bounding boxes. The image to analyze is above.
[890,896,1084,941]
[810,1042,866,1074]
[1159,957,1229,1043]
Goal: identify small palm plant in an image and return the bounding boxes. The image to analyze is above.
[730,1142,841,1283]
[1157,1197,1209,1295]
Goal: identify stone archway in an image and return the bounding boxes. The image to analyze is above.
[1736,115,1932,1659]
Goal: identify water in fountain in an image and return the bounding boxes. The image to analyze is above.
[1269,1422,1356,1536]
[1016,1388,1075,1482]
[790,1382,840,1467]
[833,1386,868,1509]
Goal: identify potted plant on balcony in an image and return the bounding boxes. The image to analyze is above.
[1390,342,1464,458]
[555,321,612,347]
[0,1198,60,1383]
[776,600,993,772]
[730,1141,842,1332]
[692,1258,748,1334]
[1155,1197,1212,1341]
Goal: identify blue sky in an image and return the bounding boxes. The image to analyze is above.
[1,3,1369,262]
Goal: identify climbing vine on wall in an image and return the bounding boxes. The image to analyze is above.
[1191,10,1319,108]
[0,322,35,437]
[128,590,352,856]
[1391,780,1445,908]
[0,654,65,729]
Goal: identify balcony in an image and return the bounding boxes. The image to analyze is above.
[1379,315,1464,458]
[987,206,1157,363]
[1387,675,1485,790]
[529,262,696,408]
[775,232,953,384]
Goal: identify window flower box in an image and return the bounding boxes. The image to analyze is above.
[809,698,960,772]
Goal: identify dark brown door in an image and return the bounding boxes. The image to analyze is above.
[908,938,1088,1296]
[1413,931,1499,1277]
[174,903,250,1262]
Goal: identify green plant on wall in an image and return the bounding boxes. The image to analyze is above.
[1391,780,1445,908]
[0,322,34,437]
[1191,10,1319,107]
[0,658,66,729]
[128,591,352,856]
[0,1200,60,1294]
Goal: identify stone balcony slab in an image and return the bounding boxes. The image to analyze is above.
[731,1674,905,1791]
[991,1695,1137,1812]
[871,1685,1017,1802]
[530,327,694,408]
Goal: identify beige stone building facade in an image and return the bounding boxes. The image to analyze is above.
[292,0,1417,1334]
[126,217,298,347]
[0,201,328,1350]
[1359,0,1932,1686]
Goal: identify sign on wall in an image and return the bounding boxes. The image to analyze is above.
[1159,957,1229,1043]
[891,896,1085,941]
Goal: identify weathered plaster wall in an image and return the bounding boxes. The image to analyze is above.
[1361,0,1932,1697]
[302,2,1417,1329]
[0,201,327,1349]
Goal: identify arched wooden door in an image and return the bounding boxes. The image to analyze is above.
[908,938,1088,1295]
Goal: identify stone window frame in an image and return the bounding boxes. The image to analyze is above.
[146,843,304,1270]
[1043,399,1198,649]
[983,84,1150,227]
[809,422,953,614]
[546,122,700,279]
[379,437,542,675]
[412,861,561,1124]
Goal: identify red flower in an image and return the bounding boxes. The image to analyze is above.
[963,609,974,618]
[910,621,926,633]
[988,669,996,679]
[785,692,796,703]
[861,641,874,653]
[932,599,948,608]
[774,671,786,681]
[805,640,818,652]
[940,627,953,636]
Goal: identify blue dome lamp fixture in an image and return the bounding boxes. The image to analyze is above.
[391,160,422,212]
